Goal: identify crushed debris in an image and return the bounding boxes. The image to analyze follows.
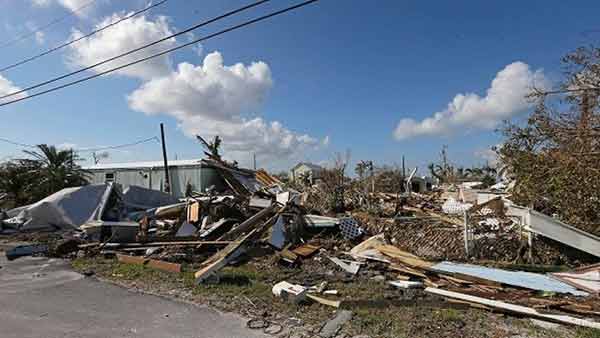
[2,154,600,334]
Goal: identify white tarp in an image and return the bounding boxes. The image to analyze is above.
[121,185,178,209]
[3,184,114,231]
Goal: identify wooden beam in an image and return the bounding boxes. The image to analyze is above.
[116,254,182,274]
[426,287,600,329]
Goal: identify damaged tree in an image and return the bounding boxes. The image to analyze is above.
[498,46,600,235]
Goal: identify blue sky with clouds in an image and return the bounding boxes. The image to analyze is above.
[0,0,598,173]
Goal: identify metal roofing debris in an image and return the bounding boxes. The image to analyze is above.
[304,214,339,227]
[388,280,423,289]
[249,196,272,209]
[122,185,179,210]
[328,256,361,275]
[525,208,600,258]
[553,264,600,294]
[431,261,588,296]
[176,222,197,237]
[269,215,287,250]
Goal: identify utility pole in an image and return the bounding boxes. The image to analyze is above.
[160,123,171,194]
[253,153,257,170]
[402,155,406,180]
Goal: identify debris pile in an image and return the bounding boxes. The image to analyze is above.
[2,157,600,332]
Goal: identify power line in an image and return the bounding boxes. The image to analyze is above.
[0,0,272,100]
[0,136,159,152]
[0,137,36,148]
[0,0,169,73]
[0,0,319,107]
[0,0,97,50]
[76,136,160,152]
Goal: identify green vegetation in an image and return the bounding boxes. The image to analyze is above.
[0,144,89,208]
[72,257,590,338]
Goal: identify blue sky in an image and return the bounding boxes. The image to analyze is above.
[0,0,598,173]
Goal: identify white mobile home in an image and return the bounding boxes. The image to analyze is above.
[84,159,225,198]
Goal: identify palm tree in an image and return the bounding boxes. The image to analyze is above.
[22,144,90,198]
[0,160,39,206]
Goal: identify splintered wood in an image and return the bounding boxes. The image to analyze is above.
[117,254,181,273]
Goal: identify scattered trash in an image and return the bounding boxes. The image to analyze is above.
[272,281,307,303]
[319,310,353,338]
[2,152,599,332]
[328,256,361,275]
[5,244,49,261]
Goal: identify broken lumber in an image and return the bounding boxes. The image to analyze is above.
[425,287,600,329]
[194,230,255,283]
[196,207,283,283]
[116,254,181,273]
[306,294,341,308]
[219,204,276,241]
[376,244,433,269]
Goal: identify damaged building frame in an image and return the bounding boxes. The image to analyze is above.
[85,159,257,198]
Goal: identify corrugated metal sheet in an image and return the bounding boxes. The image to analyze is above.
[432,261,588,296]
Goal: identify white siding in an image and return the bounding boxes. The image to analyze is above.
[86,165,223,198]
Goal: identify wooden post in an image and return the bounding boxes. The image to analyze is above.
[160,123,171,194]
[463,210,470,257]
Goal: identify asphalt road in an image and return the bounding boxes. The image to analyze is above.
[0,253,269,338]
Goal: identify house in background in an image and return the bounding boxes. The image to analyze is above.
[289,162,324,184]
[409,176,434,193]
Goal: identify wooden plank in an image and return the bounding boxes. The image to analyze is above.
[108,241,232,247]
[116,254,182,274]
[388,264,428,279]
[426,287,600,329]
[187,201,201,223]
[377,245,433,269]
[147,259,181,273]
[194,231,254,283]
[219,204,277,241]
[292,243,321,257]
[196,207,283,283]
[117,254,146,265]
[306,294,341,308]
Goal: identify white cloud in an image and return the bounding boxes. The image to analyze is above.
[65,13,176,80]
[0,75,27,104]
[128,52,324,164]
[57,142,77,150]
[393,62,549,140]
[34,31,45,44]
[31,0,95,17]
[31,0,52,7]
[474,146,500,167]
